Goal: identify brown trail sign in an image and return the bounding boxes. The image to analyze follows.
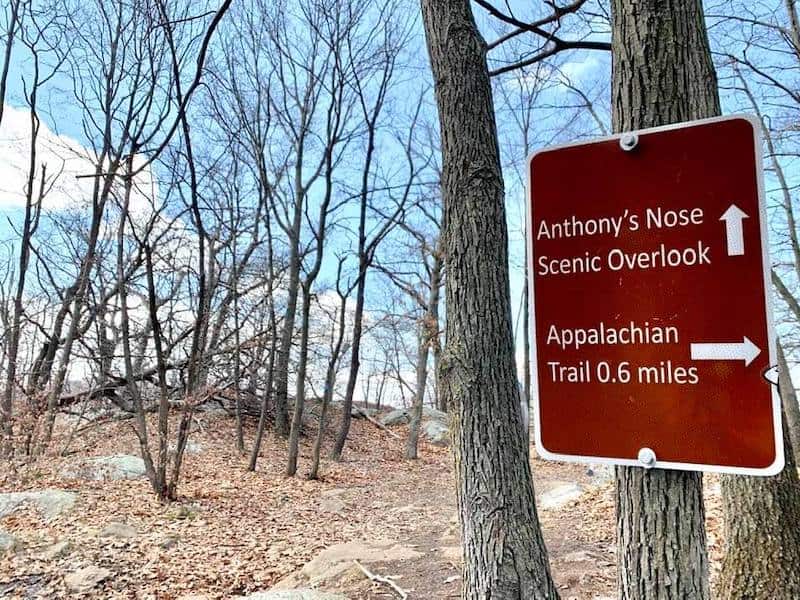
[528,115,783,475]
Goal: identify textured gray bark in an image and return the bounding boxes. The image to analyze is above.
[611,0,719,598]
[419,1,558,598]
[715,338,800,597]
[778,341,800,461]
[718,370,800,598]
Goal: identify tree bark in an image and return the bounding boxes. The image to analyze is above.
[717,365,800,598]
[611,0,719,598]
[419,1,558,598]
[778,341,800,461]
[405,320,429,460]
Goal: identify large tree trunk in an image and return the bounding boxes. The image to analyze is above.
[717,344,800,597]
[419,1,558,598]
[611,1,719,598]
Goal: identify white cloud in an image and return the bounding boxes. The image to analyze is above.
[0,103,156,215]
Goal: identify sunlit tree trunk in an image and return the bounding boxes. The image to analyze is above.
[419,0,559,597]
[611,0,718,597]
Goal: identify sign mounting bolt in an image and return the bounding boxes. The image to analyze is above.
[638,447,657,469]
[620,133,639,151]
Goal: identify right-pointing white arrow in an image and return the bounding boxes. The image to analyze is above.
[720,204,749,256]
[690,336,761,367]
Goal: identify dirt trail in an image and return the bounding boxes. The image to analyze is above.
[0,410,701,599]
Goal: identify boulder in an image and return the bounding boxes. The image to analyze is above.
[64,565,112,593]
[63,454,146,481]
[422,407,448,422]
[318,496,346,515]
[422,420,450,446]
[0,489,77,521]
[538,482,583,510]
[381,406,448,427]
[100,522,138,539]
[380,408,410,426]
[350,406,379,419]
[41,540,72,560]
[0,530,20,553]
[274,539,422,590]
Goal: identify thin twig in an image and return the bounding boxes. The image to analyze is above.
[354,560,409,599]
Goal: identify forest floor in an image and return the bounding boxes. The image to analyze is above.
[0,407,724,599]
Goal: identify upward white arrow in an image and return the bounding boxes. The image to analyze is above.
[690,336,761,367]
[720,204,749,256]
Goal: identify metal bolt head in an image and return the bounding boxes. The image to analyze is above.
[638,447,657,469]
[620,133,639,151]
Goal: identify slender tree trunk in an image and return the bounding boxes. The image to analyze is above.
[717,364,800,597]
[406,250,441,459]
[778,341,800,460]
[233,287,244,453]
[405,320,429,460]
[331,266,365,460]
[419,1,558,597]
[310,288,348,481]
[248,314,277,472]
[117,156,158,492]
[430,250,443,413]
[0,0,22,128]
[2,90,43,456]
[286,286,313,476]
[611,1,718,597]
[522,233,531,444]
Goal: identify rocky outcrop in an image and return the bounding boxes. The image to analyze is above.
[0,489,77,521]
[422,420,450,446]
[62,455,146,480]
[0,530,20,553]
[274,539,422,590]
[100,522,138,539]
[64,565,112,593]
[380,406,451,446]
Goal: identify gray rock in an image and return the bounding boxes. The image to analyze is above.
[381,406,448,427]
[64,454,146,480]
[422,407,448,422]
[41,540,71,560]
[0,530,20,553]
[422,420,450,446]
[300,540,422,586]
[198,404,229,416]
[380,408,410,426]
[538,483,583,510]
[160,536,179,550]
[0,489,77,521]
[100,522,138,539]
[243,591,347,600]
[350,406,379,419]
[318,496,346,515]
[64,565,112,593]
